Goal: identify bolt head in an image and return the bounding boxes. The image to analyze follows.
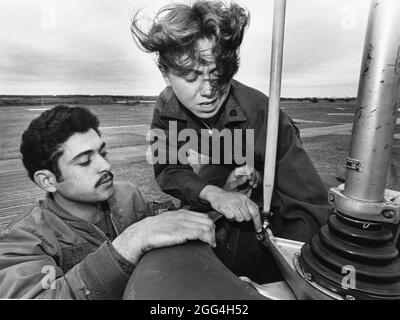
[382,210,395,219]
[304,272,312,281]
[328,193,335,202]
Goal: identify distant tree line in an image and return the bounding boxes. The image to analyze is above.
[0,95,158,106]
[281,97,355,103]
[0,95,355,106]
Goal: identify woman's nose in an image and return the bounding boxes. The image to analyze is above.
[199,80,214,97]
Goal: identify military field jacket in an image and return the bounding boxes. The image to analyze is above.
[0,181,153,299]
[151,80,333,242]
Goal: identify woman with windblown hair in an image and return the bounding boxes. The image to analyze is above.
[131,0,332,282]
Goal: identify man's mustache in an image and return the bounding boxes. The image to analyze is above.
[95,171,114,188]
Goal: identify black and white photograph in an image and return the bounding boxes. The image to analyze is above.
[0,0,399,304]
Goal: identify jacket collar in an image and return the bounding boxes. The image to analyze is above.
[159,88,189,121]
[219,83,248,126]
[44,194,116,237]
[159,80,248,126]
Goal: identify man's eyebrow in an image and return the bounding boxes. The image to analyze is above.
[72,142,106,162]
[72,150,94,162]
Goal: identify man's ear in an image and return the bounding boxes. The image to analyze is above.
[33,170,58,193]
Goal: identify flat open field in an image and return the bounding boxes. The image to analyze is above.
[0,100,399,230]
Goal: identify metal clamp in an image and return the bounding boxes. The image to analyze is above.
[328,185,400,224]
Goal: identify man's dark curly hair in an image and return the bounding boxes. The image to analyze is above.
[20,105,100,182]
[131,0,250,90]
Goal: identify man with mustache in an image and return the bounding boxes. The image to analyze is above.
[0,105,215,299]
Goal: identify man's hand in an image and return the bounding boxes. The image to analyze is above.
[112,210,215,264]
[199,185,262,232]
[223,165,262,194]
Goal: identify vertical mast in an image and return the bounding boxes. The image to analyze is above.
[344,0,400,203]
[263,0,287,214]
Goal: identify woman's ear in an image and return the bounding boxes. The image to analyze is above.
[159,66,171,86]
[162,72,171,87]
[33,170,58,194]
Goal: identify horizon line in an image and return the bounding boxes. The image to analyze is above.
[0,94,357,100]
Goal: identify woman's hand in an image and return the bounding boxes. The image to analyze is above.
[199,185,262,232]
[223,165,262,194]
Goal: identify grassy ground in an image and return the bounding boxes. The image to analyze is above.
[112,160,175,203]
[0,99,398,230]
[282,101,400,191]
[0,104,153,160]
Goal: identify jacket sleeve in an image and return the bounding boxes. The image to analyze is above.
[150,97,208,204]
[0,225,132,299]
[253,109,333,242]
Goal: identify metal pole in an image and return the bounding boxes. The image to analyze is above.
[263,0,287,214]
[298,0,400,300]
[344,0,400,202]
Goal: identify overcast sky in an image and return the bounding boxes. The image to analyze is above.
[0,0,370,97]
